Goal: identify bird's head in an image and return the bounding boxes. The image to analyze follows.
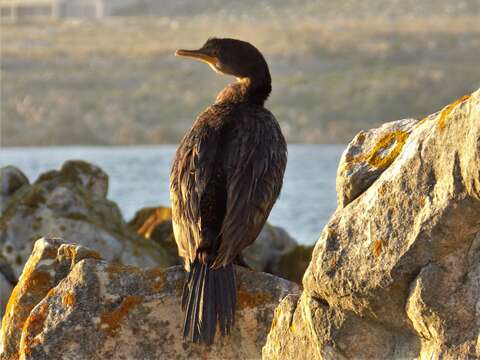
[175,38,269,81]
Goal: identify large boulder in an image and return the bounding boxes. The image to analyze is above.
[129,207,312,283]
[263,90,480,359]
[0,238,299,360]
[0,161,171,324]
[0,160,169,281]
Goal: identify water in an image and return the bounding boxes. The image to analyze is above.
[0,145,344,245]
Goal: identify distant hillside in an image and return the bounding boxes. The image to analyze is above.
[1,0,480,145]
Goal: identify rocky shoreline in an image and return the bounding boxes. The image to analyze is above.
[0,158,311,323]
[1,88,479,359]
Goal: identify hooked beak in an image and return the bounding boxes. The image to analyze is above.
[175,49,217,66]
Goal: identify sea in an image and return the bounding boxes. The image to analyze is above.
[0,145,344,245]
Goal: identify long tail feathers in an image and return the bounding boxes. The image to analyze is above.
[182,261,236,344]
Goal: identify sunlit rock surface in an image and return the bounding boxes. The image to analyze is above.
[336,117,417,208]
[0,238,299,360]
[129,206,312,283]
[263,89,480,360]
[0,238,102,359]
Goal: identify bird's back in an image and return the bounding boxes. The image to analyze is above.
[170,102,287,268]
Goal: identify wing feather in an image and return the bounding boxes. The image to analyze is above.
[170,106,224,268]
[212,109,287,268]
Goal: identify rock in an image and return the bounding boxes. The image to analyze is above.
[0,160,169,282]
[128,207,180,267]
[0,238,299,360]
[0,238,102,359]
[36,160,108,198]
[129,207,312,283]
[242,223,312,284]
[263,90,480,359]
[0,166,29,213]
[336,118,417,208]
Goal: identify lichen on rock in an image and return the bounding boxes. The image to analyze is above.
[264,88,480,360]
[0,238,299,360]
[0,160,171,314]
[336,118,418,208]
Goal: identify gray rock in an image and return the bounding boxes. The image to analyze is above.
[0,161,171,322]
[0,166,29,213]
[263,89,480,359]
[242,223,313,284]
[0,238,299,360]
[0,160,169,279]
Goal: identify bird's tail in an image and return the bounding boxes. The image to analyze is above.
[182,260,236,344]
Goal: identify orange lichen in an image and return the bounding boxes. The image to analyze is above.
[366,131,409,169]
[420,197,426,208]
[237,283,269,309]
[99,295,143,334]
[438,94,471,130]
[62,292,76,307]
[372,239,384,257]
[147,268,166,292]
[378,184,388,196]
[270,317,277,331]
[106,263,141,281]
[21,302,50,357]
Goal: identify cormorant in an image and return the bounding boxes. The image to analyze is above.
[170,38,287,345]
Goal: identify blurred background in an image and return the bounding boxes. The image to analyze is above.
[1,0,480,244]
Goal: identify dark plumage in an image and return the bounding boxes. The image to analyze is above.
[170,38,287,345]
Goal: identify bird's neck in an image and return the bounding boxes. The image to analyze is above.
[215,73,271,106]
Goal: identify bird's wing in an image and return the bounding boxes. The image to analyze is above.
[170,107,224,267]
[212,109,287,268]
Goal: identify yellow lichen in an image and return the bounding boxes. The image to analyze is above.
[438,94,471,130]
[344,130,409,171]
[99,295,143,334]
[62,292,76,307]
[366,131,409,169]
